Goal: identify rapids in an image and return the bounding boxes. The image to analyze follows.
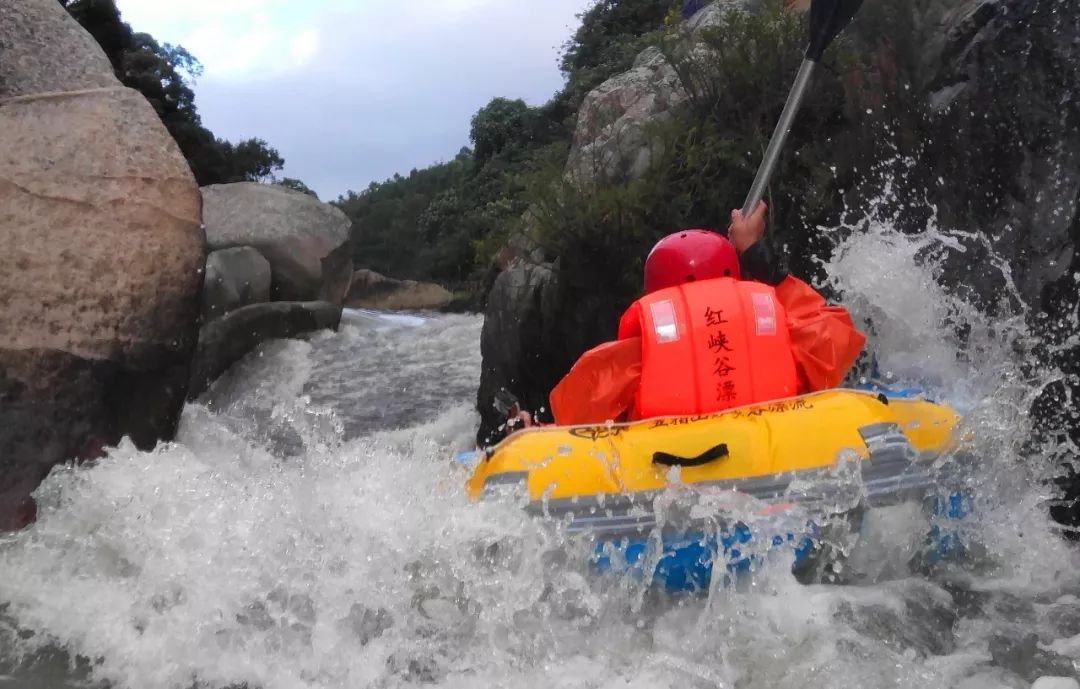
[2,213,1079,689]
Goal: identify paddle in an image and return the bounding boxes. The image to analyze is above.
[740,0,865,218]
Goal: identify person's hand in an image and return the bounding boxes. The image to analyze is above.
[505,403,534,436]
[727,200,767,253]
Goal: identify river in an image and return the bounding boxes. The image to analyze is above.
[1,209,1078,688]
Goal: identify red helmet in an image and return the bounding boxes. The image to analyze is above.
[643,229,741,294]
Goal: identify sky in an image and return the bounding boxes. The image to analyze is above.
[115,0,591,200]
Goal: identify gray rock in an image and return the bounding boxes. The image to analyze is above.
[186,301,342,399]
[565,45,689,185]
[684,0,747,37]
[317,242,354,306]
[0,0,118,98]
[345,269,452,311]
[564,0,751,186]
[201,182,352,302]
[476,259,557,444]
[201,247,272,322]
[0,86,203,531]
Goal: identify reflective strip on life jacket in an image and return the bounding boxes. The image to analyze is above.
[623,278,799,418]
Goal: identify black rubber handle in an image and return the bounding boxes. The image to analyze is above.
[653,443,729,467]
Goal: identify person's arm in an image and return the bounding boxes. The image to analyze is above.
[728,201,865,391]
[776,276,866,392]
[728,201,788,285]
[738,239,788,286]
[549,338,642,426]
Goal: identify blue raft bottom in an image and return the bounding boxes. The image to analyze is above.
[591,492,974,593]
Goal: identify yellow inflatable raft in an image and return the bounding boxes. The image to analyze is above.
[463,387,965,591]
[468,388,961,516]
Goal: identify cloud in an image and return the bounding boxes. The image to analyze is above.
[118,0,323,76]
[181,22,282,76]
[119,0,282,26]
[116,0,590,199]
[289,29,319,64]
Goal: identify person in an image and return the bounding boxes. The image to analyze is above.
[545,201,866,426]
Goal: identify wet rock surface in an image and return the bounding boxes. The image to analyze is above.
[187,301,342,400]
[0,8,203,531]
[201,182,352,302]
[345,269,452,311]
[0,0,117,98]
[201,247,272,322]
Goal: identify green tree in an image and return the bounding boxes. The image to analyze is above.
[277,177,319,199]
[227,138,284,182]
[417,189,462,241]
[469,98,535,164]
[556,0,676,108]
[62,0,285,186]
[59,0,130,66]
[560,0,674,77]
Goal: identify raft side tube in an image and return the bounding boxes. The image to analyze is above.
[467,389,961,505]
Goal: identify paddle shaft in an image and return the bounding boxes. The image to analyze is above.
[740,58,818,218]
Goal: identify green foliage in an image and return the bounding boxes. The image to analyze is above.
[526,0,858,306]
[470,98,535,164]
[335,132,547,289]
[62,0,284,185]
[222,138,284,183]
[561,0,642,74]
[277,178,319,199]
[560,0,679,99]
[335,152,473,283]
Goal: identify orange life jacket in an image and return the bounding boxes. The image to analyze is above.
[617,277,799,418]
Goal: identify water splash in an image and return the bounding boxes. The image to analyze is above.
[1,210,1079,688]
[818,180,1080,588]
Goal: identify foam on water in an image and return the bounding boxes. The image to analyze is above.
[1,206,1079,688]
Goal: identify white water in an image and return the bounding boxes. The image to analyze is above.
[2,214,1080,688]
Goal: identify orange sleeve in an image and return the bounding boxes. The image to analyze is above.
[617,305,642,339]
[549,338,642,426]
[775,276,866,392]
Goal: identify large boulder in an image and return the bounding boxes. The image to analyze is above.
[0,81,203,528]
[187,301,342,399]
[475,257,630,445]
[201,247,272,322]
[201,182,352,303]
[564,47,689,185]
[318,242,355,305]
[345,269,453,311]
[476,261,556,444]
[0,0,118,98]
[563,0,747,185]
